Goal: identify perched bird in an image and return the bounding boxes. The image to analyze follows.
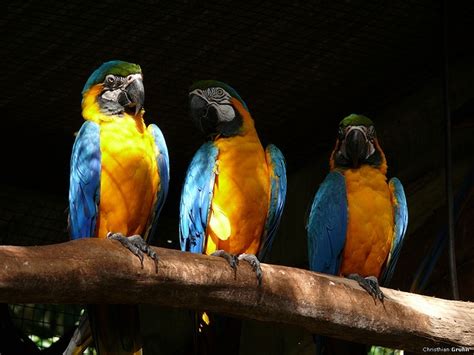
[67,60,169,354]
[179,80,287,353]
[306,114,408,353]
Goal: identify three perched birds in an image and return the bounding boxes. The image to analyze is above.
[67,60,407,354]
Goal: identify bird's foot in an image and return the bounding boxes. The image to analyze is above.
[347,274,384,303]
[211,250,238,270]
[238,253,262,286]
[107,232,158,272]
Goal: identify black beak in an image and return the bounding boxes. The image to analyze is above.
[345,129,367,168]
[125,77,145,115]
[189,93,218,135]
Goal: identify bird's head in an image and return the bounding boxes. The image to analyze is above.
[82,60,144,117]
[332,114,385,170]
[188,80,248,138]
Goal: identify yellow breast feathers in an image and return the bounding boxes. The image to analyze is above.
[340,165,394,278]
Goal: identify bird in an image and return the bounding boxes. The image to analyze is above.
[179,80,287,354]
[67,60,169,354]
[306,114,408,353]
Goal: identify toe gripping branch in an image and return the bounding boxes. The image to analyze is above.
[211,250,238,271]
[107,232,159,273]
[347,274,384,303]
[238,253,263,286]
[211,250,263,286]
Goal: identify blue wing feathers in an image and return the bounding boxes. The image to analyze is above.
[69,121,101,239]
[380,177,408,285]
[306,172,347,355]
[146,124,170,243]
[179,142,218,254]
[306,171,347,275]
[258,144,287,261]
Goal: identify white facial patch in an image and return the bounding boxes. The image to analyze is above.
[366,140,375,158]
[101,89,122,101]
[190,87,236,122]
[213,102,235,122]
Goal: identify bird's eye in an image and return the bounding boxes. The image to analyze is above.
[105,75,115,84]
[216,88,224,96]
[127,75,133,82]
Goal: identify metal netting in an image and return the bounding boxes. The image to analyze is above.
[8,304,97,354]
[0,185,96,353]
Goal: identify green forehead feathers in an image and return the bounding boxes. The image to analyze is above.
[339,114,374,127]
[82,60,141,95]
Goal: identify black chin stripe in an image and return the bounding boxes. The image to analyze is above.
[217,110,243,137]
[366,149,383,166]
[98,97,124,115]
[334,149,383,168]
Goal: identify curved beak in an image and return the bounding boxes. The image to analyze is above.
[189,91,217,135]
[125,75,145,115]
[345,128,368,168]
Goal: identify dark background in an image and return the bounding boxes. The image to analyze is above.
[1,1,473,354]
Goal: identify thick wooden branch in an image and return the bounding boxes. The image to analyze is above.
[0,239,472,353]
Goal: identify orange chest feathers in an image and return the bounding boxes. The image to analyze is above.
[96,116,159,239]
[204,135,271,256]
[339,165,394,278]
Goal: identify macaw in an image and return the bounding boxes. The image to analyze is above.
[307,114,408,299]
[67,60,169,354]
[179,80,287,353]
[306,114,408,354]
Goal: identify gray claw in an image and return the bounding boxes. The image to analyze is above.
[238,253,263,286]
[107,232,158,272]
[211,250,238,270]
[347,273,384,303]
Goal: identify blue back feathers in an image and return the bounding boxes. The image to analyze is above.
[69,121,101,239]
[258,145,287,261]
[306,171,348,275]
[380,177,408,285]
[179,142,219,253]
[146,124,170,243]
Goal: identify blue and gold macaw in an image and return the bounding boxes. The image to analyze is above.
[306,114,408,354]
[179,80,287,354]
[307,114,408,299]
[68,60,169,354]
[180,80,287,278]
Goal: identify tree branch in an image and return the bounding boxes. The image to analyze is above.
[0,239,472,353]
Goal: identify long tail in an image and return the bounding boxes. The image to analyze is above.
[194,311,241,355]
[63,311,93,355]
[88,305,142,355]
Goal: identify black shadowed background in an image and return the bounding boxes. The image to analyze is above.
[0,1,473,354]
